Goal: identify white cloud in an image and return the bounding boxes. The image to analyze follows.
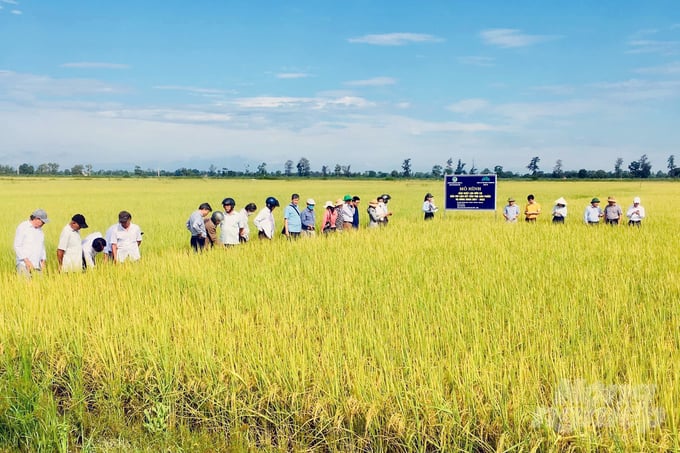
[11,9,21,14]
[395,102,411,109]
[347,33,443,46]
[61,62,130,69]
[591,79,680,101]
[0,70,127,98]
[457,56,495,67]
[480,28,559,48]
[232,95,374,110]
[344,77,396,87]
[635,61,680,75]
[153,85,228,95]
[97,108,231,123]
[0,0,18,4]
[447,98,489,114]
[627,39,680,55]
[276,72,311,79]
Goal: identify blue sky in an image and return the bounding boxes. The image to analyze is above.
[1,1,680,173]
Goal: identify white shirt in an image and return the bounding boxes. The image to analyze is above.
[82,232,104,268]
[111,223,143,262]
[376,202,389,221]
[58,224,83,272]
[104,224,117,255]
[238,208,252,241]
[253,208,275,239]
[220,211,245,245]
[341,203,355,222]
[552,205,567,218]
[626,204,646,222]
[14,220,46,268]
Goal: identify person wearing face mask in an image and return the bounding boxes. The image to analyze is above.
[300,199,316,237]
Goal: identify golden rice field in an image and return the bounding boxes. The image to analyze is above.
[1,177,679,452]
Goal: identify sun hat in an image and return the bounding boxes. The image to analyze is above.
[508,197,515,202]
[307,198,315,205]
[324,201,333,208]
[335,199,344,207]
[591,197,600,203]
[32,209,49,223]
[343,194,352,202]
[369,199,379,207]
[633,197,641,204]
[554,197,567,206]
[607,196,616,202]
[71,214,88,228]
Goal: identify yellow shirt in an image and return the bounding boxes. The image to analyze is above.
[524,202,541,220]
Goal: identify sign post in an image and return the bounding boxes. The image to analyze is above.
[444,174,497,214]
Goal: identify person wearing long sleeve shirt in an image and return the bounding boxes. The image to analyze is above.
[14,209,49,277]
[584,198,604,224]
[626,197,646,226]
[186,203,212,252]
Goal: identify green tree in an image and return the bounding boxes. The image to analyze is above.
[401,158,412,177]
[527,156,540,176]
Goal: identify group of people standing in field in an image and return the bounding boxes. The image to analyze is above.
[503,194,646,226]
[186,193,396,251]
[13,209,143,277]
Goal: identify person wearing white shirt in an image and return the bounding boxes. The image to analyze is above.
[422,193,438,220]
[57,214,89,273]
[238,203,257,242]
[82,232,107,269]
[104,223,117,258]
[626,197,646,227]
[584,198,604,224]
[376,194,393,225]
[551,197,568,224]
[111,211,143,263]
[220,198,245,246]
[14,209,49,277]
[254,197,279,239]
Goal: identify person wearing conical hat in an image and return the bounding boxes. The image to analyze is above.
[367,199,381,227]
[551,197,567,224]
[604,196,623,226]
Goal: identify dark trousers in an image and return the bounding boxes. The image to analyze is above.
[605,218,619,225]
[628,220,641,227]
[424,212,434,220]
[552,216,564,224]
[191,235,205,252]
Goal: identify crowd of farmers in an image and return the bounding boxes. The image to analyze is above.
[12,191,416,276]
[13,209,142,277]
[503,194,646,225]
[13,190,646,277]
[185,193,401,252]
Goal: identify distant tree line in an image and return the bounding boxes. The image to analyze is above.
[2,154,679,179]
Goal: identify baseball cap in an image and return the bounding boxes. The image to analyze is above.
[71,214,88,228]
[32,209,49,223]
[343,194,352,202]
[591,197,600,203]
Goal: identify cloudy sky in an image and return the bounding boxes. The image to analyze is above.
[1,0,680,173]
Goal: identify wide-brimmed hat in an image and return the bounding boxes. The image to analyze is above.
[633,197,641,204]
[307,198,315,205]
[507,197,515,202]
[607,196,616,202]
[324,201,333,208]
[554,197,567,206]
[335,199,344,207]
[368,199,379,207]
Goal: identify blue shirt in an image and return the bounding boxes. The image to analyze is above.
[300,207,315,230]
[352,206,359,228]
[283,204,302,233]
[504,204,520,222]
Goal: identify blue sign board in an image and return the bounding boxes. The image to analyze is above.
[444,174,497,211]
